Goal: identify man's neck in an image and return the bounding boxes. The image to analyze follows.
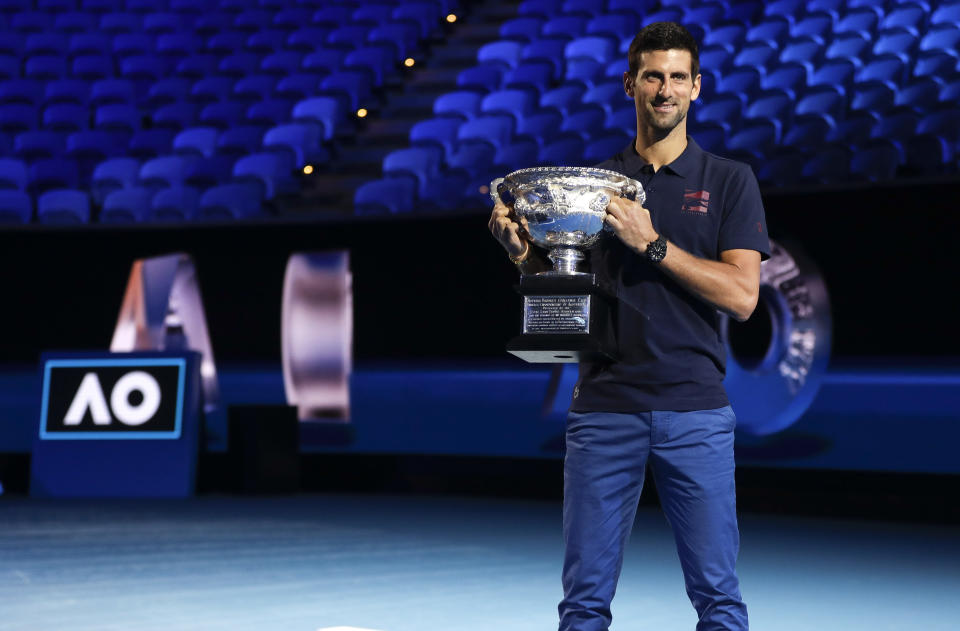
[634,125,688,172]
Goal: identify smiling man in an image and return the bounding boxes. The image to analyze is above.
[489,21,770,631]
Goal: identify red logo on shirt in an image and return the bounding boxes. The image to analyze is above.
[682,189,710,214]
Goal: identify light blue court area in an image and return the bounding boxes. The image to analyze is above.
[1,495,958,631]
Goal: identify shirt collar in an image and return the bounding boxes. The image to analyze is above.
[618,136,702,179]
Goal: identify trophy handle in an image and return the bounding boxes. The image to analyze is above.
[489,178,504,205]
[622,183,639,201]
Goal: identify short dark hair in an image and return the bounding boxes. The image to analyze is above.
[627,21,700,79]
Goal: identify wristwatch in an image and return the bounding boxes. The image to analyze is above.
[646,235,667,264]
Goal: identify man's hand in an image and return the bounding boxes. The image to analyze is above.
[605,196,660,255]
[488,199,529,259]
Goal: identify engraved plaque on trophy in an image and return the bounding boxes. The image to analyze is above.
[491,167,645,363]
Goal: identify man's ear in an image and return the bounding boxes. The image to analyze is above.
[623,71,635,98]
[691,73,701,102]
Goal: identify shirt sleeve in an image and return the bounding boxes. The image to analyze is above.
[718,163,771,260]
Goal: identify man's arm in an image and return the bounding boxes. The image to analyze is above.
[605,197,761,322]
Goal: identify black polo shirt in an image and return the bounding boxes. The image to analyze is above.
[571,138,771,413]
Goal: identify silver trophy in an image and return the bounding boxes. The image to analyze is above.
[490,167,645,363]
[490,166,645,275]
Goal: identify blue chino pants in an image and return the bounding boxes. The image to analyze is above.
[558,407,747,631]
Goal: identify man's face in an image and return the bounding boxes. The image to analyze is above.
[624,49,701,136]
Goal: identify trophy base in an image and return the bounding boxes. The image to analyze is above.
[507,273,618,364]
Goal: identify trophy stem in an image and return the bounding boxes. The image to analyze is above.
[548,247,584,274]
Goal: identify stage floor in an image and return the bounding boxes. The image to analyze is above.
[1,494,958,631]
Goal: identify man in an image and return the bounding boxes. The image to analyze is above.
[488,22,770,631]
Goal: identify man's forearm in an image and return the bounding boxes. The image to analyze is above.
[657,241,759,322]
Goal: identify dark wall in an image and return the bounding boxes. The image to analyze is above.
[0,177,956,363]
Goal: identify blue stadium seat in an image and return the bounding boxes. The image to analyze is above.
[458,114,514,151]
[851,139,903,181]
[206,31,247,57]
[522,39,567,79]
[25,55,68,81]
[850,81,895,114]
[583,82,628,115]
[434,91,483,120]
[913,52,958,80]
[894,78,944,114]
[190,77,234,104]
[518,0,562,19]
[791,11,835,40]
[146,77,190,108]
[764,0,804,19]
[584,132,630,163]
[152,102,197,131]
[873,29,918,59]
[919,25,960,55]
[756,149,806,188]
[311,6,352,29]
[26,33,67,57]
[392,2,441,39]
[585,14,637,42]
[540,84,585,116]
[66,129,125,177]
[173,127,219,158]
[917,109,960,144]
[274,8,313,32]
[835,8,879,37]
[287,27,332,53]
[71,54,115,81]
[43,79,89,106]
[234,9,274,34]
[827,111,880,146]
[199,102,247,130]
[219,52,261,78]
[699,44,735,76]
[904,134,954,175]
[82,0,123,12]
[42,103,87,133]
[0,103,37,134]
[128,128,174,160]
[856,55,907,87]
[150,185,200,221]
[783,115,834,149]
[930,3,960,27]
[0,80,43,106]
[319,71,373,112]
[139,155,200,190]
[801,144,851,184]
[99,12,140,34]
[0,189,31,223]
[55,11,96,33]
[14,130,64,161]
[538,135,586,166]
[689,121,726,154]
[101,186,152,222]
[157,32,201,60]
[69,33,111,58]
[183,155,235,190]
[233,151,297,199]
[871,112,919,145]
[725,0,763,23]
[561,105,606,140]
[302,48,346,77]
[795,88,845,120]
[562,0,604,17]
[501,16,545,42]
[565,36,616,65]
[262,51,305,78]
[292,96,342,142]
[745,91,793,126]
[410,117,460,159]
[367,22,419,59]
[382,146,442,195]
[825,33,870,62]
[717,67,763,99]
[564,58,605,86]
[481,89,535,120]
[456,65,503,93]
[683,3,725,25]
[28,157,78,195]
[496,137,540,171]
[246,99,293,128]
[478,41,524,70]
[90,79,135,107]
[732,43,778,70]
[746,17,791,46]
[0,33,23,58]
[519,109,564,138]
[199,182,265,219]
[95,103,141,136]
[11,11,53,33]
[503,61,554,93]
[37,189,90,224]
[120,55,164,100]
[727,120,780,162]
[447,142,496,174]
[233,75,276,103]
[694,95,742,132]
[91,156,138,204]
[275,74,318,102]
[353,177,415,214]
[263,122,328,167]
[881,5,928,32]
[0,157,28,189]
[779,36,823,65]
[246,29,287,55]
[217,125,266,157]
[113,33,154,59]
[325,25,372,51]
[344,47,392,85]
[809,59,858,93]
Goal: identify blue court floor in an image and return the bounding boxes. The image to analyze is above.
[1,494,958,631]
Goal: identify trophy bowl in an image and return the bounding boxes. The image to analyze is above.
[491,167,645,274]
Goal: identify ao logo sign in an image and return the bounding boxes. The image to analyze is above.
[40,358,186,440]
[65,371,162,426]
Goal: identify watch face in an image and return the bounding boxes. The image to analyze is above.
[648,236,666,262]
